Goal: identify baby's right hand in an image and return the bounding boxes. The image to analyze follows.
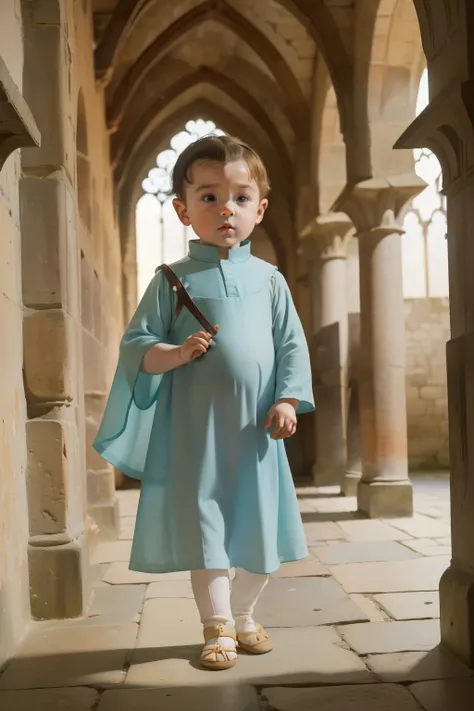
[179,327,218,363]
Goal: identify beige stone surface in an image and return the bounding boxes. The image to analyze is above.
[337,619,441,655]
[400,538,451,557]
[366,648,473,682]
[313,541,420,565]
[126,626,373,687]
[136,598,202,648]
[386,516,451,539]
[336,519,410,541]
[0,688,99,711]
[374,592,440,620]
[272,556,328,577]
[92,541,133,564]
[0,623,138,689]
[102,562,190,584]
[350,594,388,622]
[256,577,368,627]
[330,556,450,593]
[410,679,474,710]
[146,580,194,599]
[98,687,260,710]
[303,521,345,543]
[264,683,423,710]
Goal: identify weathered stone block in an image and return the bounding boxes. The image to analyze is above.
[22,24,72,177]
[23,309,72,411]
[28,534,89,619]
[358,480,414,518]
[82,329,106,393]
[26,420,68,536]
[87,468,115,505]
[20,177,74,309]
[88,500,120,541]
[80,255,94,332]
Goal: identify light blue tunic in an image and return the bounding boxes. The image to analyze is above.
[94,240,314,574]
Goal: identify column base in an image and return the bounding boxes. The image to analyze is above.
[28,532,90,620]
[342,470,362,497]
[440,565,474,668]
[88,497,120,541]
[312,463,343,489]
[357,479,413,518]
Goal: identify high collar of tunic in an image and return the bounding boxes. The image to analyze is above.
[188,239,251,264]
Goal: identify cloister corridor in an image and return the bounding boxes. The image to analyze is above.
[2,0,474,708]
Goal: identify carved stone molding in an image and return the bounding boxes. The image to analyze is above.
[333,175,426,238]
[300,212,354,261]
[395,80,474,196]
[0,57,40,171]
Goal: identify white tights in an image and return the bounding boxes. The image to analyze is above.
[190,568,269,633]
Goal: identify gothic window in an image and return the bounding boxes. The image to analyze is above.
[402,69,448,299]
[136,119,224,299]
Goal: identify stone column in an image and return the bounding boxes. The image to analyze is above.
[19,0,89,619]
[395,4,474,660]
[336,178,424,517]
[302,214,353,487]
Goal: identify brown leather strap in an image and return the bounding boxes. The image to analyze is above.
[159,264,218,337]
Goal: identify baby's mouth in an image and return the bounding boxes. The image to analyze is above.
[219,224,235,232]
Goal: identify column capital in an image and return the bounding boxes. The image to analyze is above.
[300,212,354,261]
[333,175,426,238]
[395,79,474,196]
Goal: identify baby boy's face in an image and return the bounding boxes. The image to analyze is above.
[173,159,268,251]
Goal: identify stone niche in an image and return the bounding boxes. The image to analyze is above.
[0,56,40,170]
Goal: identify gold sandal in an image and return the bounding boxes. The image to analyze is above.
[200,625,237,671]
[237,623,273,654]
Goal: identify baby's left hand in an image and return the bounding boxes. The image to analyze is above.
[264,401,297,440]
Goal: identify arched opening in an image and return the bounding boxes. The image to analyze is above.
[402,68,450,471]
[135,118,277,300]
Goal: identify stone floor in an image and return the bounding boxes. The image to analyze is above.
[1,472,474,710]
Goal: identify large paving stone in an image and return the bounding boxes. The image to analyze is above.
[0,688,98,711]
[264,683,423,710]
[126,626,373,687]
[92,541,133,564]
[271,556,328,578]
[337,620,440,655]
[400,539,451,557]
[40,585,146,627]
[330,556,450,593]
[374,592,440,620]
[102,562,190,584]
[336,520,411,541]
[99,687,259,710]
[385,516,451,539]
[136,598,203,648]
[313,542,421,565]
[305,496,357,513]
[255,577,369,627]
[303,522,345,543]
[0,623,138,689]
[350,594,388,622]
[146,580,194,599]
[366,648,473,682]
[410,679,474,710]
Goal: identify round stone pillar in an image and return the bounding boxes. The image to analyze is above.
[336,178,425,517]
[302,214,353,488]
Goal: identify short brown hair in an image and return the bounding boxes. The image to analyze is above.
[172,134,270,200]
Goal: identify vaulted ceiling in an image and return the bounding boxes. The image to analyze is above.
[91,0,352,196]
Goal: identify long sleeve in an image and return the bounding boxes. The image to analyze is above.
[93,270,175,479]
[272,271,315,414]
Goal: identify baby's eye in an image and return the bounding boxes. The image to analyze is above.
[202,194,216,202]
[237,195,250,204]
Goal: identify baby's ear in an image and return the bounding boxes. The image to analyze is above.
[255,198,268,224]
[173,199,191,226]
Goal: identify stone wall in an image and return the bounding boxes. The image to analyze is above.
[405,298,450,470]
[0,2,31,670]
